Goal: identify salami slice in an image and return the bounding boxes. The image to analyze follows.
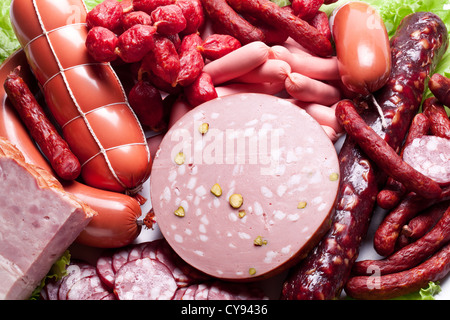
[96,253,116,289]
[403,135,450,186]
[66,274,110,300]
[128,242,148,262]
[101,292,117,300]
[42,278,61,300]
[113,257,178,300]
[151,93,340,280]
[112,246,132,273]
[207,280,267,300]
[58,262,97,300]
[155,240,196,287]
[193,283,211,300]
[178,284,198,300]
[173,286,189,300]
[141,239,163,259]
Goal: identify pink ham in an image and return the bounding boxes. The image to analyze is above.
[150,93,340,280]
[0,137,96,299]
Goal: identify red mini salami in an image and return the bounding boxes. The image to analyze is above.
[113,257,178,300]
[403,135,450,186]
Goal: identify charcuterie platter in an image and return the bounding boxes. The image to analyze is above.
[1,0,450,301]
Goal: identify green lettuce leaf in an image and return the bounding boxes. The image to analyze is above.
[0,0,18,64]
[29,250,71,300]
[391,281,442,300]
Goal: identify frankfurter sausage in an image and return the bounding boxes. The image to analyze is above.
[10,0,151,194]
[281,12,448,300]
[233,59,291,84]
[215,81,285,97]
[269,45,340,80]
[288,100,343,134]
[330,1,391,95]
[285,72,341,106]
[0,50,143,248]
[4,66,81,181]
[202,41,270,85]
[335,99,442,200]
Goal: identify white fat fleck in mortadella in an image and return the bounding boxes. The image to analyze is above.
[150,93,340,281]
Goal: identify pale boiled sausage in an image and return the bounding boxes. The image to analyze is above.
[151,93,340,280]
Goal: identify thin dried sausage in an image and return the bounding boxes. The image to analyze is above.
[226,0,333,57]
[281,12,448,300]
[335,99,442,200]
[3,67,81,181]
[345,241,450,300]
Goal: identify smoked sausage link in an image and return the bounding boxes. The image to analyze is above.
[4,67,81,181]
[345,240,450,300]
[281,12,448,300]
[10,0,151,194]
[335,99,442,200]
[226,0,334,57]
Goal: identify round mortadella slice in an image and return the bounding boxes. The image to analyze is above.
[150,93,340,281]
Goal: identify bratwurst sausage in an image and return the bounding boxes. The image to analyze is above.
[10,0,151,194]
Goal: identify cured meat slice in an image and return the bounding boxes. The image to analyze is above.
[66,274,110,300]
[113,257,178,300]
[58,262,97,300]
[193,283,211,300]
[403,135,450,186]
[112,246,132,273]
[96,253,115,289]
[127,242,148,262]
[155,239,202,287]
[151,93,340,280]
[178,284,198,300]
[173,286,189,300]
[206,280,268,300]
[141,239,162,259]
[0,137,95,300]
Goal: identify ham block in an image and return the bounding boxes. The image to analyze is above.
[151,93,340,280]
[0,137,96,300]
